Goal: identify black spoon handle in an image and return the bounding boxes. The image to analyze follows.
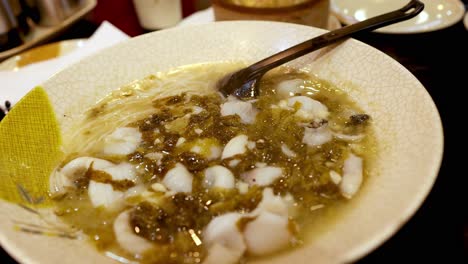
[244,0,424,79]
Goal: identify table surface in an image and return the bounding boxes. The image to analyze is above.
[1,10,467,264]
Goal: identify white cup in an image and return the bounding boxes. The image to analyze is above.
[133,0,182,30]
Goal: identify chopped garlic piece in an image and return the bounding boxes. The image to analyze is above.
[228,159,241,167]
[329,170,342,185]
[195,128,203,134]
[151,183,168,193]
[176,137,186,146]
[236,182,249,194]
[281,144,297,158]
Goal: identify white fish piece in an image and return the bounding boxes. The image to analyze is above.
[222,135,249,159]
[340,153,363,199]
[241,167,283,187]
[88,181,124,208]
[103,127,142,155]
[276,79,304,98]
[329,170,342,185]
[281,96,329,120]
[203,213,246,258]
[243,211,291,256]
[113,210,153,255]
[221,96,258,124]
[253,188,295,217]
[203,243,243,264]
[60,157,114,177]
[302,126,332,147]
[101,162,137,182]
[50,157,114,193]
[204,165,235,189]
[162,163,193,193]
[281,144,297,158]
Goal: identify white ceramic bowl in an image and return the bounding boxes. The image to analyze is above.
[0,21,443,263]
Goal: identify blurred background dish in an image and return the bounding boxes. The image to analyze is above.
[178,7,342,30]
[211,0,330,29]
[0,0,95,61]
[0,38,85,71]
[332,0,466,34]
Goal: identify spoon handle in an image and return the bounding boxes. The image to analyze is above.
[245,0,424,80]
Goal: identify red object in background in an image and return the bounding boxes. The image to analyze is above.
[89,0,144,37]
[182,0,197,17]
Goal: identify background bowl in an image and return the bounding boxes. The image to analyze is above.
[0,21,443,263]
[211,0,330,29]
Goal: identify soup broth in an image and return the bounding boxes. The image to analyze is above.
[50,62,374,264]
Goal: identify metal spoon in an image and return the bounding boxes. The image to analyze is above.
[218,0,424,99]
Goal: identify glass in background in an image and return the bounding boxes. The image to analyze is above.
[133,0,182,30]
[35,0,83,26]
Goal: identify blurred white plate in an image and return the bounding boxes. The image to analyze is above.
[332,0,465,34]
[0,39,86,71]
[178,7,342,30]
